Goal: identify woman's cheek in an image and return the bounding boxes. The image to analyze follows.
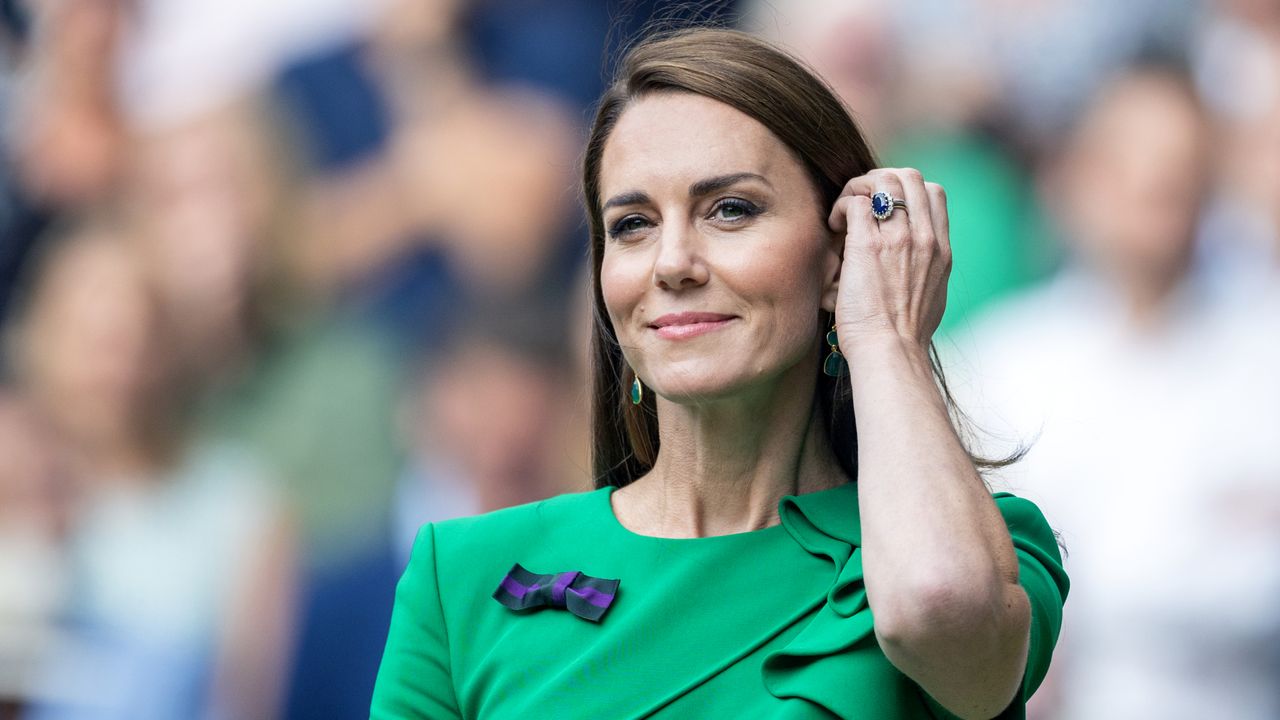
[600,254,644,341]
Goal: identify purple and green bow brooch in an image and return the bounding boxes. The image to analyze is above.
[492,563,620,622]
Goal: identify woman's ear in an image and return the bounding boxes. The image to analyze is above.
[820,227,843,313]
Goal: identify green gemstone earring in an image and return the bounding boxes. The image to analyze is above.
[823,323,846,377]
[630,375,643,405]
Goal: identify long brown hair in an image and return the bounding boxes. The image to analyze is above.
[583,27,1023,489]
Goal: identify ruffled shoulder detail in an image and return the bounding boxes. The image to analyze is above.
[762,484,1069,719]
[763,482,903,716]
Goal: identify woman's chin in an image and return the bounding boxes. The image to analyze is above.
[648,376,750,405]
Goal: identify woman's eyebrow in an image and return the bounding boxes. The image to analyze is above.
[603,191,650,211]
[689,172,771,198]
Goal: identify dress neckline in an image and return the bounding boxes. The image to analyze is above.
[597,481,852,544]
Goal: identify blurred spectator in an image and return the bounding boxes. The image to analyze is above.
[5,216,297,720]
[396,303,581,532]
[116,89,409,720]
[278,68,589,711]
[115,93,405,576]
[120,99,290,389]
[944,65,1280,719]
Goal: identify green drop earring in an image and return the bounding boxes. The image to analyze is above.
[630,375,643,405]
[823,323,846,377]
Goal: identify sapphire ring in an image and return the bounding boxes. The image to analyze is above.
[870,191,907,221]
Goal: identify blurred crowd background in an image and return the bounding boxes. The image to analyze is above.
[0,0,1276,718]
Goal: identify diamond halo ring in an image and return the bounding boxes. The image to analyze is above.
[870,191,907,221]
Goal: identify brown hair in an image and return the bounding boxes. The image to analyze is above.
[583,27,1023,489]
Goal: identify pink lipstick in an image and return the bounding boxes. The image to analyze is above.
[649,312,736,340]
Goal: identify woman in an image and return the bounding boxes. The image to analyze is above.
[371,27,1068,719]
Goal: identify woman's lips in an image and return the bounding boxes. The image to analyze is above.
[649,313,737,340]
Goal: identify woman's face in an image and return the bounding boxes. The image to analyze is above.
[599,91,840,403]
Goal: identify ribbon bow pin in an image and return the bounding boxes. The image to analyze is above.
[492,563,620,622]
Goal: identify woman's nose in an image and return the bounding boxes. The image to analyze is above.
[652,221,708,291]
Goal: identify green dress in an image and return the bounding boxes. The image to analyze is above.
[370,481,1068,718]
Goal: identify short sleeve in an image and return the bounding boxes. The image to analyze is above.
[923,493,1070,719]
[370,523,463,719]
[1000,495,1070,699]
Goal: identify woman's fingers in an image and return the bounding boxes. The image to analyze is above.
[837,173,882,201]
[886,168,933,245]
[829,167,921,233]
[845,193,879,247]
[828,169,949,265]
[925,181,951,259]
[828,194,858,235]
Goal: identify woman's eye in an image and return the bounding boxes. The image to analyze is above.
[608,215,650,239]
[712,199,759,222]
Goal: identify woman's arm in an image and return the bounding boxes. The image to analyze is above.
[827,169,1030,718]
[371,523,464,719]
[847,335,1029,720]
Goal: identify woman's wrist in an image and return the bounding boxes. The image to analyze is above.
[839,330,932,374]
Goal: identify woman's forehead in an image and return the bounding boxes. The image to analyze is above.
[599,92,799,199]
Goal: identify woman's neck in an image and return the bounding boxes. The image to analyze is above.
[621,368,847,538]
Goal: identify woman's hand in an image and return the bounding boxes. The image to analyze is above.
[827,168,952,351]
